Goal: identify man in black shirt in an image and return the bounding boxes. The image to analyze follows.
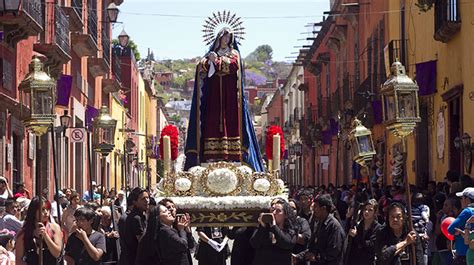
[65,207,107,265]
[122,187,149,265]
[296,194,346,265]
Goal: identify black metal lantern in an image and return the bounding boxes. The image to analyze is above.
[294,142,302,156]
[60,110,71,129]
[380,61,421,137]
[349,118,376,166]
[92,106,117,156]
[107,2,119,23]
[118,30,129,47]
[0,0,21,12]
[19,56,56,136]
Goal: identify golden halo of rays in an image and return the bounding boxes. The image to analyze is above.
[202,10,246,46]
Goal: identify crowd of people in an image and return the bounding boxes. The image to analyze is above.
[0,171,470,265]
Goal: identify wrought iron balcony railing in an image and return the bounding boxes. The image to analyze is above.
[434,0,461,43]
[88,7,98,45]
[102,27,110,66]
[23,0,43,27]
[55,4,70,55]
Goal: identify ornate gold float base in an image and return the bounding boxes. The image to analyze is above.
[178,208,264,227]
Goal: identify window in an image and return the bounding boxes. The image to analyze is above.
[2,59,13,91]
[434,0,461,43]
[325,64,330,96]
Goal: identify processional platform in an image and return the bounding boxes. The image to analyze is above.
[156,161,286,227]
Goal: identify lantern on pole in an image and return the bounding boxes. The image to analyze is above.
[18,56,57,265]
[381,61,421,265]
[19,56,56,136]
[349,118,376,167]
[92,106,117,206]
[92,106,117,156]
[380,61,421,138]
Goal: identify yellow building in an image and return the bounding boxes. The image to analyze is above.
[144,75,158,188]
[386,1,474,184]
[109,95,128,190]
[136,73,147,188]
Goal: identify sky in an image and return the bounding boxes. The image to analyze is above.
[112,0,330,62]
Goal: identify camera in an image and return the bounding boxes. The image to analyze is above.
[261,213,274,224]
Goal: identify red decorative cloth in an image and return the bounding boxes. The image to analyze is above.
[265,126,285,159]
[160,125,179,161]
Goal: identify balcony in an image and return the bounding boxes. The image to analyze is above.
[353,76,372,114]
[62,0,83,32]
[102,54,122,93]
[0,0,43,47]
[34,4,71,77]
[434,0,461,43]
[88,25,111,78]
[385,39,409,73]
[71,7,98,57]
[112,53,121,83]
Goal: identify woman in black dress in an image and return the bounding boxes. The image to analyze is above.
[15,197,63,265]
[250,198,297,265]
[157,204,192,265]
[135,205,161,264]
[195,226,230,265]
[375,202,424,265]
[347,199,382,265]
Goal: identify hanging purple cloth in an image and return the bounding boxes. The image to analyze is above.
[416,60,437,96]
[322,130,332,144]
[56,74,73,107]
[372,99,383,124]
[85,105,99,130]
[329,118,339,136]
[0,32,3,41]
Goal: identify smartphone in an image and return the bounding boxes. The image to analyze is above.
[261,213,274,224]
[176,213,185,219]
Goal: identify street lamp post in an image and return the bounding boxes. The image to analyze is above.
[381,61,421,265]
[51,110,71,226]
[349,118,376,198]
[19,56,56,265]
[106,3,119,23]
[92,106,117,206]
[118,30,130,47]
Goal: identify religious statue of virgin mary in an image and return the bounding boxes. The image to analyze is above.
[184,11,264,172]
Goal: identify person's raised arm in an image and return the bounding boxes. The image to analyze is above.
[38,222,63,258]
[75,229,104,261]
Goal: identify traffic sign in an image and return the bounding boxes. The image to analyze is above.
[70,128,86,143]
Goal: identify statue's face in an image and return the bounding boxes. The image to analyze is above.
[220,33,231,47]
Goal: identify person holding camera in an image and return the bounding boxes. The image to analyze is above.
[294,194,345,265]
[249,198,297,265]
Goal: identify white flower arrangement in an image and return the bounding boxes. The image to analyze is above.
[155,196,273,210]
[206,168,238,194]
[175,178,192,192]
[277,179,285,191]
[189,166,206,177]
[157,178,164,190]
[237,165,253,176]
[253,178,271,192]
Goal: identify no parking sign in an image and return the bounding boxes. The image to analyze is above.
[70,128,86,143]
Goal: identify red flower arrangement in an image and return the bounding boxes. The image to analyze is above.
[265,125,285,159]
[160,125,179,161]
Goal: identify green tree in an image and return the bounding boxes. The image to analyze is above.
[246,45,273,62]
[112,39,141,60]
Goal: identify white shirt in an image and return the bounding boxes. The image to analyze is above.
[2,213,23,234]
